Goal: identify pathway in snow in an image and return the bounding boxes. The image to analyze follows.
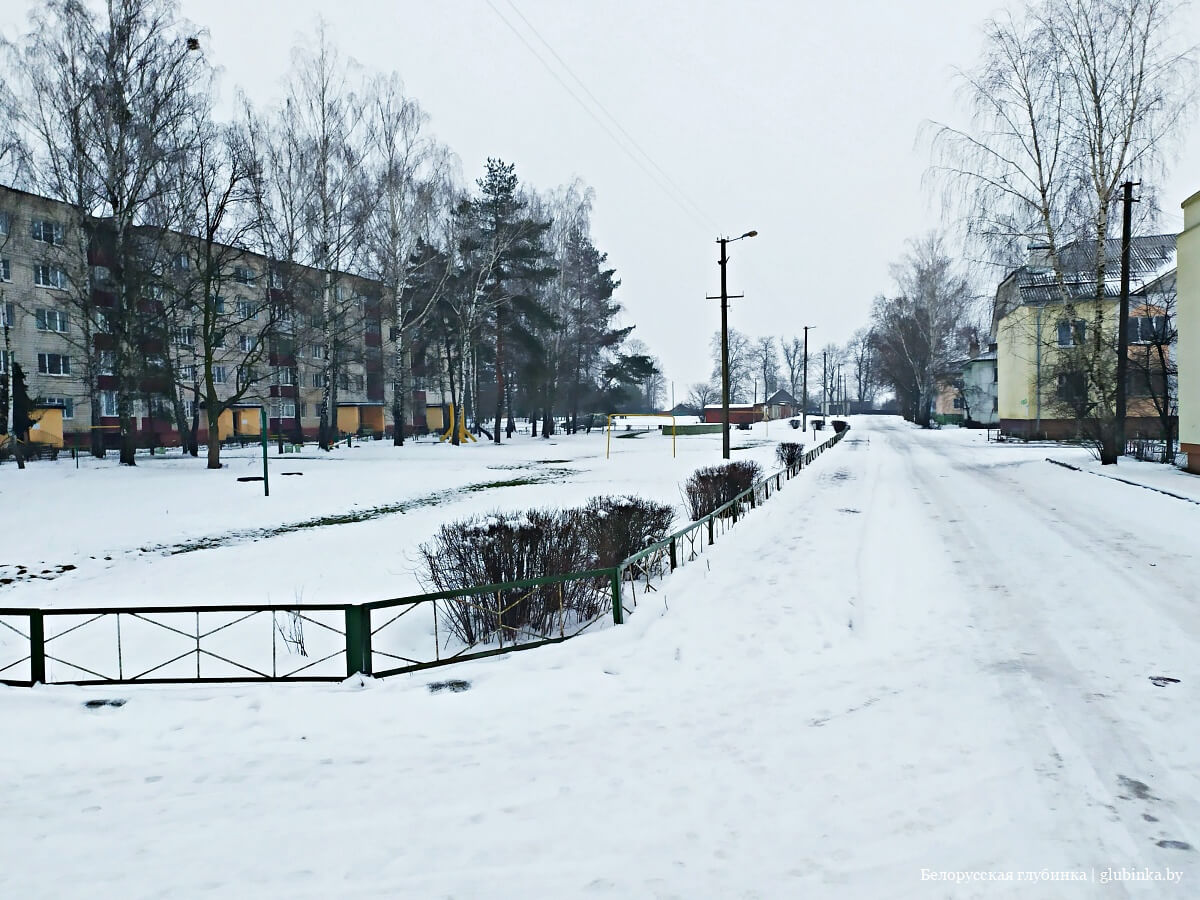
[2,417,1197,898]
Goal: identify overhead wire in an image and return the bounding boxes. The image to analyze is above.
[502,0,715,231]
[483,0,715,233]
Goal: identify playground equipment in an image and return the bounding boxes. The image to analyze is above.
[605,413,676,459]
[439,403,477,444]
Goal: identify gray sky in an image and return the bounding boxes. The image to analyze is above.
[5,0,1198,396]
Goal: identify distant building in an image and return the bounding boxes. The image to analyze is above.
[0,183,449,448]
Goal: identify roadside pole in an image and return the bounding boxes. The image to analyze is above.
[260,407,269,497]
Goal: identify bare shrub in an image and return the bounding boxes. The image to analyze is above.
[582,495,676,568]
[681,460,763,520]
[775,442,804,469]
[419,509,603,646]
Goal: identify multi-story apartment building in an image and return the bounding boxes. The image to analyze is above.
[992,234,1177,440]
[0,184,446,448]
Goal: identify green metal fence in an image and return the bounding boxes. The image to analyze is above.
[0,427,847,687]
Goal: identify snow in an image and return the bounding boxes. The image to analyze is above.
[3,417,1200,897]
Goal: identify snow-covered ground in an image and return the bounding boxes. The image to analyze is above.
[3,416,1199,898]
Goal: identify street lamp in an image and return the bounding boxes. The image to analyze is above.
[802,325,814,430]
[710,230,757,459]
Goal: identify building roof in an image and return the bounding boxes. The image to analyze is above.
[1012,234,1176,305]
[765,389,798,406]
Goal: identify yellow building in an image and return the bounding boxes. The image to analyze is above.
[993,235,1177,440]
[1179,190,1200,473]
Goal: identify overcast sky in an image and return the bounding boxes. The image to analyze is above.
[4,0,1198,396]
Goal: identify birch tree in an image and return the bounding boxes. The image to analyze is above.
[929,0,1195,461]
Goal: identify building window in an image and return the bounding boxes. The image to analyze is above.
[1056,319,1086,347]
[0,212,9,235]
[214,296,226,314]
[339,373,364,392]
[1056,372,1086,403]
[236,298,258,320]
[238,334,258,352]
[269,270,284,290]
[99,349,115,374]
[39,396,74,419]
[174,253,190,271]
[0,350,8,374]
[312,372,327,388]
[1132,315,1168,344]
[0,259,10,282]
[37,352,71,376]
[311,343,327,359]
[36,309,69,333]
[274,399,297,418]
[992,397,998,413]
[173,326,195,346]
[33,264,67,289]
[101,390,118,417]
[142,283,162,301]
[952,397,963,410]
[364,318,381,336]
[31,219,63,245]
[233,266,256,285]
[1,302,13,328]
[212,365,227,384]
[237,366,257,387]
[179,364,197,382]
[276,367,294,385]
[992,363,998,383]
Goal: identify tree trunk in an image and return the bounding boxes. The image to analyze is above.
[493,308,504,443]
[119,409,137,466]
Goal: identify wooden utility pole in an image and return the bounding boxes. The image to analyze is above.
[708,231,756,459]
[802,326,813,430]
[1115,180,1138,458]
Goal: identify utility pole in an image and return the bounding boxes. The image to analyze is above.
[822,350,828,419]
[1115,180,1139,459]
[802,326,813,430]
[708,231,757,459]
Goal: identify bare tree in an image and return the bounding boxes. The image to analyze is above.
[779,336,804,403]
[281,21,377,450]
[750,336,779,402]
[687,381,717,411]
[930,0,1195,462]
[709,327,752,403]
[870,235,975,426]
[846,327,880,405]
[362,73,457,445]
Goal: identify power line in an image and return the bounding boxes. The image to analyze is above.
[502,0,715,230]
[483,0,713,232]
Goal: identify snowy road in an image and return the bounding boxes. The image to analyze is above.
[2,417,1198,898]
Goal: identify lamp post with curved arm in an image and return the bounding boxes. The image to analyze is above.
[712,230,757,459]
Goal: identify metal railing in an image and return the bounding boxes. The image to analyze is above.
[0,427,847,687]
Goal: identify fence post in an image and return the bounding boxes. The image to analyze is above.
[344,605,373,677]
[611,568,624,624]
[29,611,45,685]
[750,487,756,509]
[707,515,714,545]
[669,537,677,571]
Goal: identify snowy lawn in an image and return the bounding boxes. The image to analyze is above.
[3,417,1198,898]
[0,420,803,609]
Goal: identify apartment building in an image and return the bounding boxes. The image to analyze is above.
[992,235,1177,440]
[0,184,445,448]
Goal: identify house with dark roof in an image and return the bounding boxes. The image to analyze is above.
[992,234,1176,440]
